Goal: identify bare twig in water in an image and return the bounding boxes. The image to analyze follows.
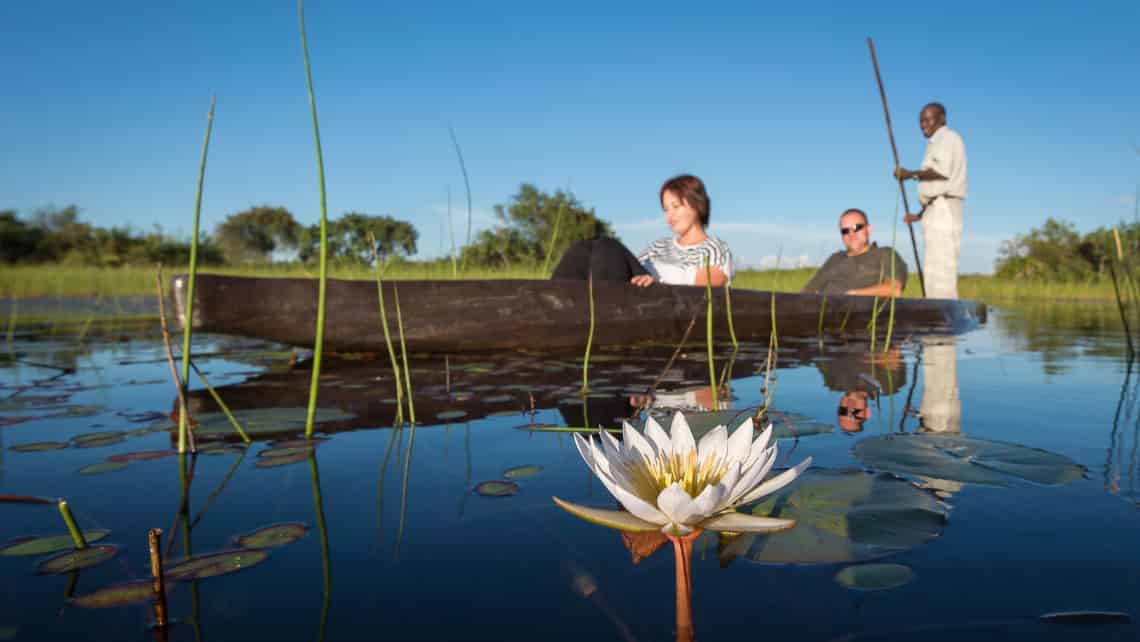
[156,269,195,453]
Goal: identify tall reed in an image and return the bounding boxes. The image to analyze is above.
[447,187,458,277]
[704,257,719,411]
[178,96,216,455]
[543,196,568,276]
[393,284,416,424]
[299,0,330,440]
[581,273,595,393]
[449,126,473,271]
[370,235,405,424]
[57,499,87,549]
[724,283,739,350]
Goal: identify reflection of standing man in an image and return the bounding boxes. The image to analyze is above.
[894,103,967,299]
[917,337,960,434]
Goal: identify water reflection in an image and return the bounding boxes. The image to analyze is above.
[814,345,907,433]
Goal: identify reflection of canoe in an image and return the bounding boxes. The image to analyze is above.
[172,274,986,353]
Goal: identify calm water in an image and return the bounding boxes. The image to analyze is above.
[1,301,1139,641]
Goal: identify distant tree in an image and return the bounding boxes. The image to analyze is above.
[994,217,1140,280]
[298,212,418,265]
[214,205,299,263]
[0,210,45,263]
[462,184,613,268]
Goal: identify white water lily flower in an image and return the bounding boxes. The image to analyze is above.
[553,412,811,536]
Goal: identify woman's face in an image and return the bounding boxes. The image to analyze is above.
[662,190,702,237]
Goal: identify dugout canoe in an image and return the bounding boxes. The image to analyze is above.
[171,274,985,353]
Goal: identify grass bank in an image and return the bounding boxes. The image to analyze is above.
[0,263,1125,303]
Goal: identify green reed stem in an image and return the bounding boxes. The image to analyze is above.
[179,96,216,456]
[1108,259,1135,357]
[300,0,330,440]
[724,283,739,349]
[543,196,568,276]
[188,360,250,443]
[189,445,247,529]
[57,499,87,549]
[883,219,899,352]
[704,257,719,411]
[759,292,778,415]
[449,126,473,272]
[370,235,405,423]
[393,284,416,424]
[581,273,596,393]
[816,295,828,348]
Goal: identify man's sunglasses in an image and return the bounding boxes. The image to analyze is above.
[840,223,867,236]
[836,406,867,417]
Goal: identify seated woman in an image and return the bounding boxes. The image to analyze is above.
[551,174,733,287]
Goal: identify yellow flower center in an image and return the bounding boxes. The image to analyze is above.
[631,448,730,498]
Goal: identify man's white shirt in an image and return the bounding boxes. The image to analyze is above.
[918,126,968,206]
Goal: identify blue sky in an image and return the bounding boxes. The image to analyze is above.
[3,1,1137,273]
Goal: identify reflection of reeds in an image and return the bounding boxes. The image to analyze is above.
[582,273,595,394]
[393,284,416,424]
[1108,227,1136,357]
[179,96,216,458]
[308,452,331,642]
[396,421,417,560]
[189,446,247,529]
[188,360,251,443]
[299,0,330,441]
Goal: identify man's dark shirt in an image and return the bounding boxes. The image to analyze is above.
[802,243,908,295]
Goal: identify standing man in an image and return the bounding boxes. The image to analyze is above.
[802,208,908,297]
[894,102,967,299]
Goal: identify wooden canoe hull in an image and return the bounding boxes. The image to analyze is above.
[171,275,985,353]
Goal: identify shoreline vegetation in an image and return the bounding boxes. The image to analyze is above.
[0,263,1127,304]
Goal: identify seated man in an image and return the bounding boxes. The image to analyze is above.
[802,209,908,296]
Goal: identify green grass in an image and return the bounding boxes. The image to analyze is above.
[0,263,1128,303]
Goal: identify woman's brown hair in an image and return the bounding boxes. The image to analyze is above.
[659,174,710,226]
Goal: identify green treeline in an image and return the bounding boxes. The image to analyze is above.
[1,183,610,271]
[994,217,1140,280]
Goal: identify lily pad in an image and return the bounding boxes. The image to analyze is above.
[255,451,310,468]
[78,461,129,475]
[73,435,126,449]
[835,563,914,591]
[165,549,270,581]
[1,530,111,556]
[481,395,515,404]
[108,449,176,463]
[72,431,124,444]
[721,468,947,565]
[475,481,519,497]
[436,410,468,421]
[258,446,314,459]
[9,441,69,453]
[503,465,543,480]
[37,544,120,574]
[853,434,1086,486]
[233,523,308,549]
[271,438,326,449]
[72,580,168,608]
[641,408,831,441]
[186,407,354,439]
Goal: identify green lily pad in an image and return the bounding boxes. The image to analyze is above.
[503,465,543,480]
[255,451,310,468]
[835,563,914,591]
[9,441,69,453]
[436,410,468,421]
[71,580,168,608]
[853,434,1087,486]
[481,395,515,404]
[258,446,314,459]
[721,468,947,565]
[475,481,519,497]
[165,549,270,581]
[73,435,126,449]
[641,408,831,441]
[108,449,176,463]
[270,438,326,449]
[37,544,119,574]
[200,446,247,456]
[1,530,111,556]
[72,431,124,444]
[78,461,129,475]
[185,407,354,440]
[233,523,308,549]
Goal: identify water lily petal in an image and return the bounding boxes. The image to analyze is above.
[622,421,657,463]
[737,457,813,505]
[644,416,672,457]
[657,483,701,527]
[715,462,743,509]
[670,412,696,455]
[697,425,728,469]
[726,418,754,464]
[691,479,729,519]
[551,497,660,532]
[701,511,797,534]
[745,424,774,468]
[729,448,777,506]
[604,476,669,526]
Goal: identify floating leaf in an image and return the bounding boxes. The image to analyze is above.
[72,580,169,608]
[1,531,111,556]
[722,468,947,565]
[165,549,269,581]
[641,408,831,441]
[436,410,468,421]
[188,407,353,439]
[9,441,69,453]
[835,563,914,591]
[233,523,308,549]
[0,494,55,505]
[503,465,543,480]
[481,395,515,404]
[255,451,310,468]
[72,431,124,444]
[1039,611,1132,624]
[78,461,129,475]
[475,481,519,497]
[107,449,176,463]
[271,438,326,449]
[37,545,119,574]
[854,434,1086,486]
[73,435,126,449]
[258,446,313,459]
[200,446,246,457]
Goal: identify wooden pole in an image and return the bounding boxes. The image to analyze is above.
[867,37,926,297]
